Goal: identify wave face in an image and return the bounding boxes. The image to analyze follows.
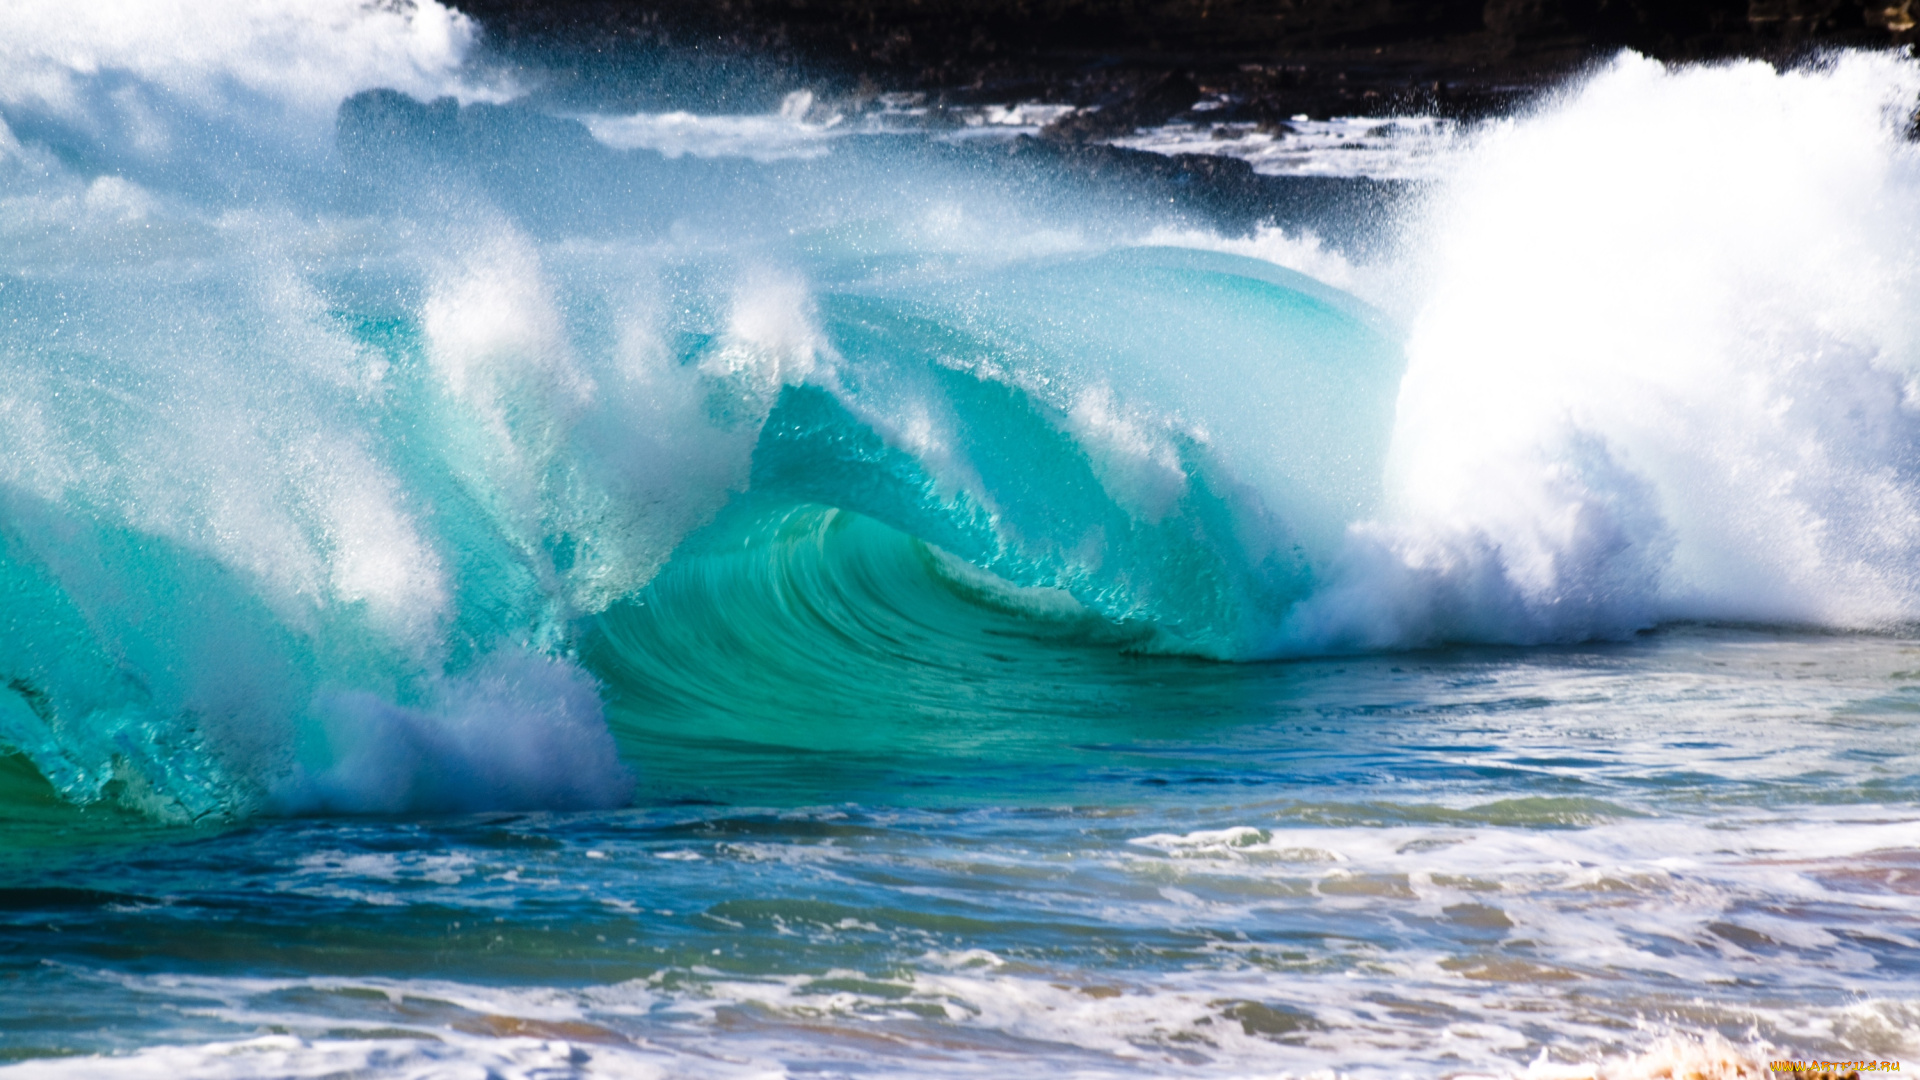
[1,2,1919,820]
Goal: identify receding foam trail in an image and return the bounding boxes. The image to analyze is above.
[1283,51,1920,651]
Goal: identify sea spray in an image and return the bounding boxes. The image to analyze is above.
[3,0,1920,825]
[0,0,1404,818]
[1283,50,1920,651]
[1,9,1919,1074]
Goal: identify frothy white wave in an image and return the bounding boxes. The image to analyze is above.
[1281,50,1920,651]
[279,648,634,815]
[583,90,839,162]
[1116,114,1462,180]
[14,795,1919,1076]
[0,0,502,158]
[1133,221,1367,296]
[9,0,1920,822]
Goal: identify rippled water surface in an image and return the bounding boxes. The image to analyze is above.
[9,5,1920,1074]
[6,625,1917,1078]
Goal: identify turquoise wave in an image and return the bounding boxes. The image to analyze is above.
[0,241,1403,825]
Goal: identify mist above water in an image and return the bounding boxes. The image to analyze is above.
[1,1,1919,819]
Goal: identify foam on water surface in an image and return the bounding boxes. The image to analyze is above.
[1116,114,1463,180]
[2,627,1918,1076]
[2,3,1920,1074]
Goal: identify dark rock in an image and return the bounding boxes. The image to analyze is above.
[1216,1000,1324,1039]
[448,0,1916,120]
[1041,70,1203,140]
[328,88,1413,249]
[981,133,1411,243]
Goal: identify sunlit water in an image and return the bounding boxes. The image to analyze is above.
[4,2,1920,1075]
[6,610,1920,1076]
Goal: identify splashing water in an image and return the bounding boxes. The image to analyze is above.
[1,3,1919,1075]
[1295,52,1920,650]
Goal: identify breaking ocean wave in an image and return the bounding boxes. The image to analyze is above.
[2,2,1919,1076]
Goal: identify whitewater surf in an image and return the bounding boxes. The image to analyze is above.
[0,1,1917,1075]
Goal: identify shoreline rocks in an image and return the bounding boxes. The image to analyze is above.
[449,0,1915,122]
[428,1,1916,240]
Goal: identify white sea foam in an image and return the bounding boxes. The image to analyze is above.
[16,807,1917,1080]
[584,90,840,162]
[1117,114,1462,180]
[7,0,1920,821]
[0,0,502,161]
[580,96,1093,161]
[1280,50,1920,651]
[5,13,1919,1077]
[1134,222,1365,295]
[279,648,634,814]
[0,1033,688,1080]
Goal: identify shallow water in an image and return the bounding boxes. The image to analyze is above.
[5,616,1919,1077]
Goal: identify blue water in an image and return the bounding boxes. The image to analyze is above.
[3,4,1920,1075]
[6,623,1920,1076]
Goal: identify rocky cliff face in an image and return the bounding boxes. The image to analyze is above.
[449,0,1914,118]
